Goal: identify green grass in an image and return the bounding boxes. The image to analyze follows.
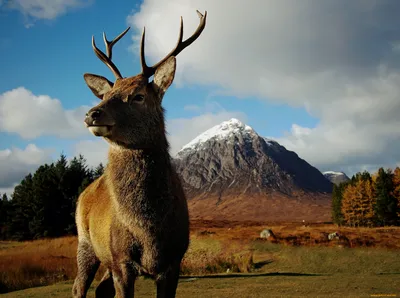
[251,241,400,275]
[2,273,399,298]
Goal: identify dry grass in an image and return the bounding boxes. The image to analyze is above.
[1,222,400,294]
[190,220,400,249]
[0,237,77,293]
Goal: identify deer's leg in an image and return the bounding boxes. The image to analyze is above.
[112,263,137,298]
[95,269,115,298]
[72,241,100,298]
[156,262,180,298]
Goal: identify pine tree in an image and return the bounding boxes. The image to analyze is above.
[392,167,400,221]
[0,193,10,239]
[93,163,105,180]
[374,168,397,226]
[9,174,35,240]
[29,164,63,238]
[351,171,371,185]
[332,182,348,225]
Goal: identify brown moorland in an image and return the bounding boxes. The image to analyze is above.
[188,193,332,222]
[1,220,400,295]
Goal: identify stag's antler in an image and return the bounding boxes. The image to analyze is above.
[140,10,207,78]
[92,27,130,79]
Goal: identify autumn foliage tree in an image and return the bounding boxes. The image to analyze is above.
[341,179,375,227]
[336,168,400,227]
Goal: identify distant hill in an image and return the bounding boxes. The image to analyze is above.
[323,171,350,186]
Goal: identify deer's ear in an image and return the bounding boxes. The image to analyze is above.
[152,57,176,101]
[84,73,113,100]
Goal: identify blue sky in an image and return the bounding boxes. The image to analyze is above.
[1,0,400,194]
[0,0,317,148]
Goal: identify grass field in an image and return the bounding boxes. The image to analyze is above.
[1,221,400,297]
[3,273,400,298]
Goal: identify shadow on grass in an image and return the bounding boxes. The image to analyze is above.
[376,272,400,275]
[180,272,325,280]
[253,260,273,269]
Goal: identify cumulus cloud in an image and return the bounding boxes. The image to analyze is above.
[127,0,400,173]
[5,0,92,25]
[0,144,53,190]
[73,139,108,168]
[0,87,89,139]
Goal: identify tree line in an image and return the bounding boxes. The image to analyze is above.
[332,167,400,227]
[0,154,104,240]
[1,155,399,240]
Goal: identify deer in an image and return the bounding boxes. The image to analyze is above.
[72,10,207,298]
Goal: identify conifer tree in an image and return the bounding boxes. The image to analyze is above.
[374,168,397,226]
[93,163,105,180]
[342,182,360,226]
[392,167,400,220]
[0,193,10,239]
[9,174,35,240]
[332,182,348,225]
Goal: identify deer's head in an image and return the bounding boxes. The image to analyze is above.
[84,10,207,149]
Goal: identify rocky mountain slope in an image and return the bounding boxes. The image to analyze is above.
[323,171,350,186]
[173,119,333,222]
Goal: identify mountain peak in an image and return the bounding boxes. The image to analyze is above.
[178,118,257,153]
[323,171,350,185]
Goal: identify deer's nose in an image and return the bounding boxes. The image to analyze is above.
[85,109,103,126]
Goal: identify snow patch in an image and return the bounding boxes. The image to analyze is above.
[178,118,258,153]
[323,171,345,176]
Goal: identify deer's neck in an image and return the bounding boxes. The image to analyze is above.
[106,145,171,201]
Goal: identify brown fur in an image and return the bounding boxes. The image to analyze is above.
[72,58,190,298]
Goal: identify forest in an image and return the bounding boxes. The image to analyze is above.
[332,167,400,227]
[0,154,104,240]
[0,154,399,241]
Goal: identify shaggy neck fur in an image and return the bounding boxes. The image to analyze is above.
[106,142,173,228]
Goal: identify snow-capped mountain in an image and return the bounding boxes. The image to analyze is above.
[323,171,350,185]
[173,118,333,221]
[177,118,258,156]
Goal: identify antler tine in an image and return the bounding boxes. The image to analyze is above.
[103,27,130,60]
[140,27,149,76]
[141,10,207,78]
[91,27,130,79]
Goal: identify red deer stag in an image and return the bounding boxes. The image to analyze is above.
[72,10,207,298]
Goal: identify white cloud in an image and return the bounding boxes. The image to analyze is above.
[73,139,108,169]
[0,144,53,189]
[7,0,92,24]
[127,0,400,172]
[0,87,89,139]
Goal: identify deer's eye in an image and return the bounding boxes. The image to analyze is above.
[128,94,145,102]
